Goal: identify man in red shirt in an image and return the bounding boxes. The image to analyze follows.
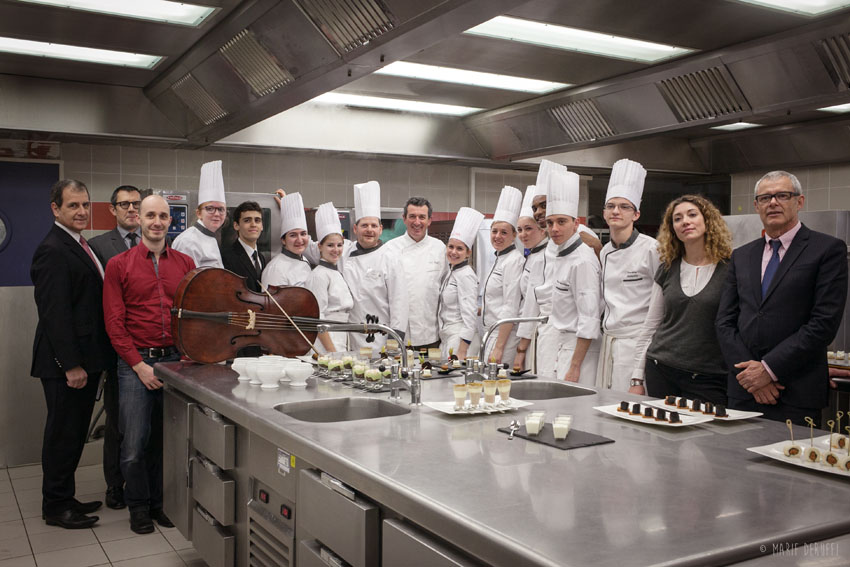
[103,195,195,534]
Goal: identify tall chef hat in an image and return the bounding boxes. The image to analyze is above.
[353,180,381,222]
[535,159,567,200]
[547,170,580,218]
[519,185,537,220]
[449,207,484,249]
[280,192,307,238]
[605,158,646,210]
[198,160,226,205]
[315,202,342,243]
[492,185,522,228]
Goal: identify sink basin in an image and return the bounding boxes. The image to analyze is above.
[275,398,411,423]
[509,380,595,400]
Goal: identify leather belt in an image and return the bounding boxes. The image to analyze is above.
[138,346,178,358]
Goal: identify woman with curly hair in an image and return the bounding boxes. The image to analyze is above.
[629,194,733,405]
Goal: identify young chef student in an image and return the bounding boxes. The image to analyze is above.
[513,185,548,373]
[261,192,312,288]
[596,159,660,392]
[172,160,226,268]
[481,186,525,365]
[438,207,485,360]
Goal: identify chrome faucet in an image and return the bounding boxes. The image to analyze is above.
[478,315,549,372]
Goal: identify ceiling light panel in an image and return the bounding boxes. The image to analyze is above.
[16,0,215,26]
[0,36,161,68]
[311,93,481,116]
[818,102,850,112]
[375,61,569,93]
[465,16,693,63]
[710,122,760,131]
[732,0,850,16]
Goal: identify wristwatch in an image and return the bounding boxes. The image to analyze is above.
[629,378,644,387]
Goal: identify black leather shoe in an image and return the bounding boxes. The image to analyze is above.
[150,509,174,528]
[130,509,155,534]
[44,509,99,529]
[105,487,126,510]
[73,499,102,515]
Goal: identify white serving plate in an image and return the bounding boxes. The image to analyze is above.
[594,404,714,427]
[747,438,850,478]
[644,398,762,421]
[423,398,532,415]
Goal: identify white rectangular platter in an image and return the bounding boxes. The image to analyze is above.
[594,404,714,427]
[423,398,532,415]
[747,437,850,478]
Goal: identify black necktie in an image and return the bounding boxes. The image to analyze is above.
[761,239,781,297]
[252,250,262,274]
[127,232,138,248]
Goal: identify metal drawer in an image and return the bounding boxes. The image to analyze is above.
[192,507,234,567]
[192,457,235,526]
[192,405,236,470]
[297,540,348,567]
[383,519,481,567]
[297,469,379,567]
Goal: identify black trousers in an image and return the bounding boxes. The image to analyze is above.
[729,397,820,427]
[645,357,728,407]
[411,340,441,351]
[40,374,99,516]
[102,368,124,489]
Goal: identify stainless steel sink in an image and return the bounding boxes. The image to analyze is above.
[509,380,595,400]
[274,398,411,423]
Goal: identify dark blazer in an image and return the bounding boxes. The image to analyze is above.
[221,238,268,293]
[30,224,114,378]
[88,227,132,266]
[716,224,848,409]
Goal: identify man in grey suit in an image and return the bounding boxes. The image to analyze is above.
[88,185,141,510]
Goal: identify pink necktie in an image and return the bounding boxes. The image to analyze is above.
[79,236,103,278]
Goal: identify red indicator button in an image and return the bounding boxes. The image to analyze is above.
[280,504,291,519]
[259,490,269,504]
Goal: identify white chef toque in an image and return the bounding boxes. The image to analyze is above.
[280,192,307,238]
[315,202,342,243]
[605,158,646,210]
[449,207,484,249]
[519,185,537,219]
[198,160,226,205]
[492,186,522,228]
[353,180,381,222]
[546,169,580,218]
[535,159,567,200]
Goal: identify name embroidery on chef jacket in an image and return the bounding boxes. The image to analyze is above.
[622,271,643,283]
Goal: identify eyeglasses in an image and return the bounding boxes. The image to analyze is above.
[114,200,141,210]
[531,201,546,212]
[604,203,635,212]
[755,191,800,205]
[203,205,226,214]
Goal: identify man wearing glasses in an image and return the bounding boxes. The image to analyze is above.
[717,171,848,425]
[88,185,142,512]
[594,160,660,393]
[173,160,227,268]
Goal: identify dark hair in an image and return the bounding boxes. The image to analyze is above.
[404,196,432,218]
[109,185,141,206]
[50,179,89,207]
[232,201,262,224]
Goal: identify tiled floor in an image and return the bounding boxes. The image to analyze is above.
[0,465,207,567]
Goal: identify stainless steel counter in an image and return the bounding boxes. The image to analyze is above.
[156,362,850,567]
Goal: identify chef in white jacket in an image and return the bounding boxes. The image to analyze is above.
[262,192,312,288]
[305,202,353,353]
[481,185,524,364]
[344,181,408,351]
[383,197,447,349]
[596,159,660,391]
[438,207,484,360]
[173,160,226,268]
[547,169,603,385]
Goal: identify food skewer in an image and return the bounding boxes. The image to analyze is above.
[833,411,846,449]
[783,419,801,458]
[803,417,821,463]
[824,420,840,466]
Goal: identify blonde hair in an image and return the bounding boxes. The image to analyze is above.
[657,194,732,268]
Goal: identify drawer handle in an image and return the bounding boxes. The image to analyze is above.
[320,472,355,501]
[320,545,347,567]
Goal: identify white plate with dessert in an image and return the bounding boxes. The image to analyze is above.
[423,398,532,415]
[747,437,850,478]
[594,403,713,427]
[644,397,762,421]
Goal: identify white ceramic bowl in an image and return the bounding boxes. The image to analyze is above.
[231,357,253,382]
[256,363,282,389]
[287,362,313,388]
[278,358,303,382]
[244,359,264,385]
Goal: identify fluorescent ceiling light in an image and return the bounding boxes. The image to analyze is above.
[16,0,215,26]
[0,36,161,68]
[375,61,569,94]
[710,122,760,131]
[312,93,481,116]
[818,102,850,113]
[465,16,693,63]
[732,0,850,16]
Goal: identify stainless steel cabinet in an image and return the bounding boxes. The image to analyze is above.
[383,519,482,567]
[163,387,194,539]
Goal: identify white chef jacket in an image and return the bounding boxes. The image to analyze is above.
[438,261,479,343]
[343,242,409,350]
[384,232,447,346]
[172,221,223,269]
[261,249,312,288]
[305,261,354,353]
[481,245,524,331]
[600,230,660,338]
[548,232,602,340]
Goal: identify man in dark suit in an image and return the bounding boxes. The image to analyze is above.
[221,201,267,292]
[88,185,141,511]
[31,179,114,528]
[717,170,848,425]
